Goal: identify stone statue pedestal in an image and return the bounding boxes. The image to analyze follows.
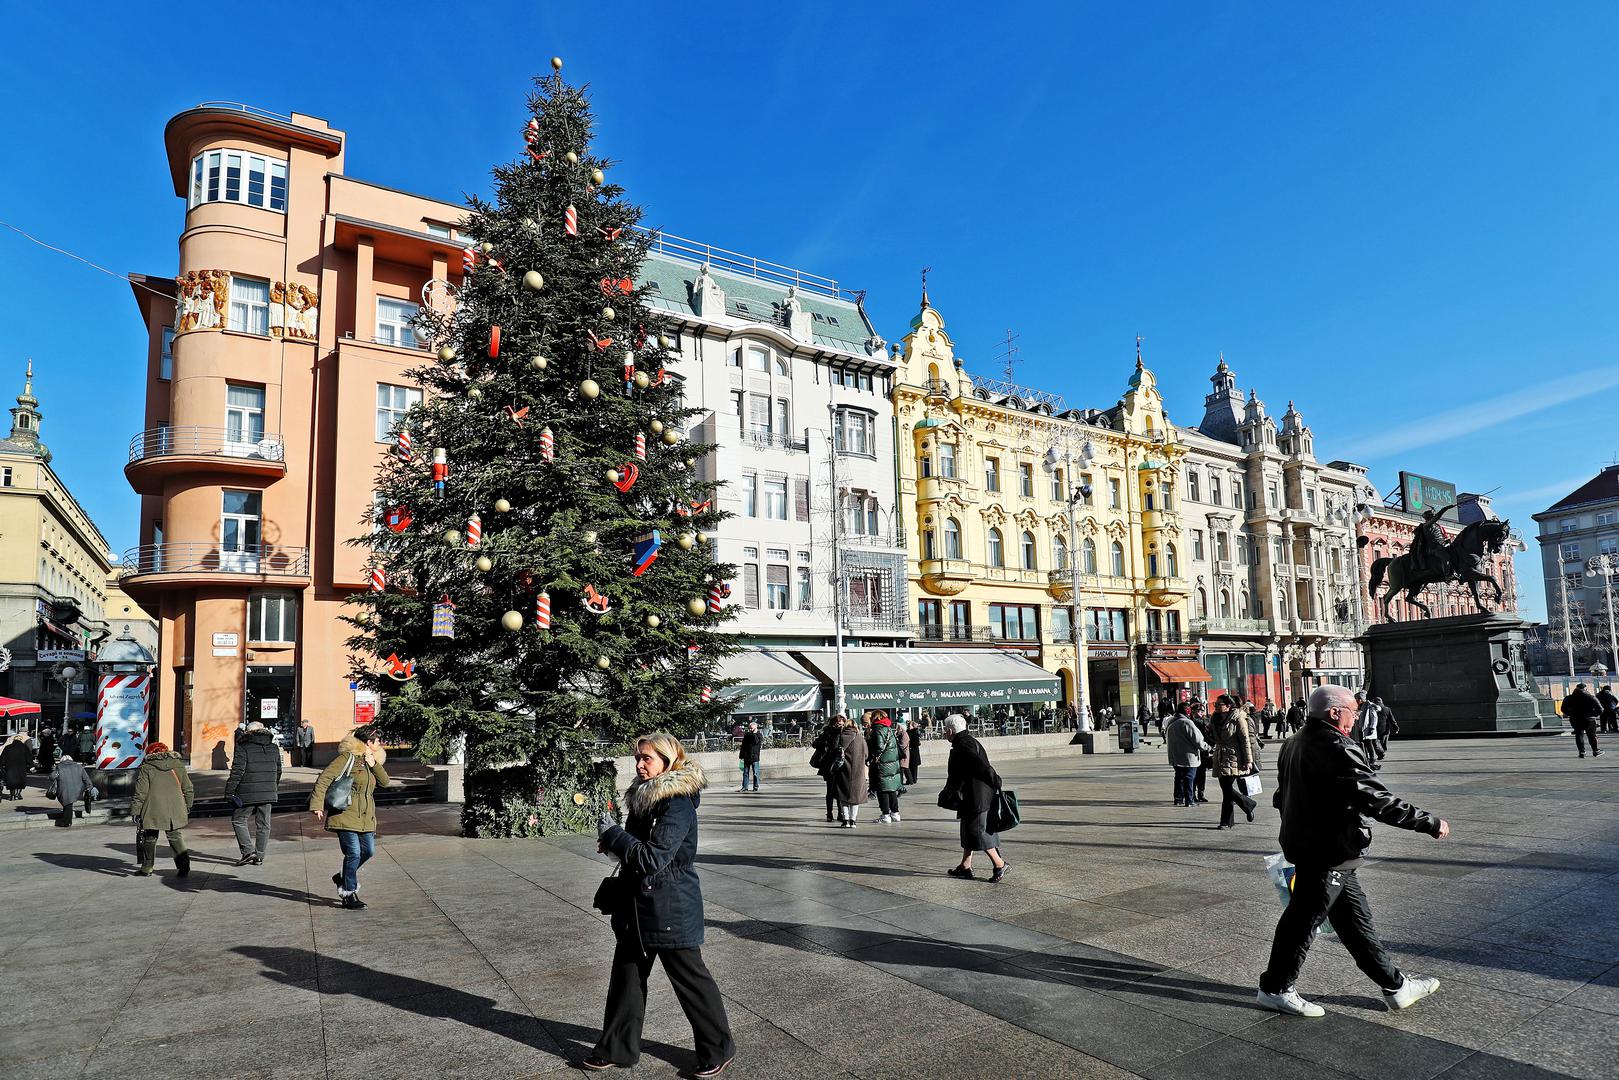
[1363,612,1547,735]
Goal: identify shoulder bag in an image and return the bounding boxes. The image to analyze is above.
[988,786,1021,833]
[592,865,627,915]
[324,754,357,812]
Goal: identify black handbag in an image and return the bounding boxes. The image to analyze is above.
[936,784,964,812]
[592,867,627,914]
[988,787,1021,833]
[324,754,356,812]
[809,745,829,771]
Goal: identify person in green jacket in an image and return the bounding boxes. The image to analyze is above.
[866,713,906,824]
[130,743,195,877]
[309,728,390,909]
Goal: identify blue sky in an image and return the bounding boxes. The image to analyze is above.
[2,3,1615,620]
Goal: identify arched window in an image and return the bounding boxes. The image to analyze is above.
[987,527,1004,568]
[1053,534,1069,570]
[923,528,936,559]
[1219,589,1232,618]
[1166,543,1179,577]
[1195,588,1208,618]
[1147,550,1159,576]
[1276,589,1290,620]
[944,518,962,559]
[1021,530,1037,570]
[1241,591,1252,618]
[1082,537,1097,574]
[1110,540,1125,577]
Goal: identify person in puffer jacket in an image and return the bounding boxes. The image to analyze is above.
[310,728,390,909]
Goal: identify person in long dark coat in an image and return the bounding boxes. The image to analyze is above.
[832,715,867,828]
[941,715,1008,882]
[50,754,93,826]
[810,718,842,821]
[905,719,923,786]
[1,733,30,800]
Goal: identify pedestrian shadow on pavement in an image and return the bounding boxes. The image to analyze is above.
[698,853,920,878]
[231,946,692,1073]
[103,841,240,866]
[34,852,134,876]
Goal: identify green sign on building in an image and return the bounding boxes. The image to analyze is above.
[1400,471,1457,515]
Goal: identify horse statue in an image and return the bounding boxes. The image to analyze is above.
[1368,518,1512,620]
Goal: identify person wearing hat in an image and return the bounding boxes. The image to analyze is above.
[225,720,283,866]
[130,742,194,874]
[1560,683,1604,759]
[49,753,94,826]
[1,732,30,800]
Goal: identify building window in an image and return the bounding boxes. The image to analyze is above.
[1219,589,1232,618]
[1273,537,1287,564]
[1268,481,1279,509]
[797,566,813,610]
[425,221,452,238]
[1215,531,1230,561]
[221,489,263,555]
[375,383,423,442]
[1053,534,1069,570]
[1306,488,1317,514]
[376,297,421,348]
[1021,530,1037,570]
[1166,543,1179,577]
[741,472,757,517]
[1210,475,1222,505]
[774,397,791,437]
[746,345,769,372]
[918,598,942,632]
[1599,511,1617,526]
[742,561,760,608]
[1195,588,1207,618]
[1192,529,1204,561]
[225,384,266,448]
[248,591,297,643]
[1232,478,1244,509]
[847,570,888,621]
[845,491,880,536]
[934,442,956,478]
[1187,470,1200,502]
[794,477,810,522]
[1561,518,1577,533]
[944,518,963,559]
[834,408,873,456]
[190,150,288,212]
[774,356,790,377]
[1050,467,1064,502]
[227,276,271,336]
[1110,540,1125,576]
[159,326,174,380]
[1019,462,1034,497]
[747,393,771,436]
[763,476,788,520]
[1082,537,1097,574]
[987,527,1004,568]
[988,603,1039,640]
[1561,541,1582,561]
[1108,477,1121,510]
[1236,535,1250,565]
[1601,538,1619,557]
[985,457,1000,493]
[766,562,790,610]
[727,348,742,368]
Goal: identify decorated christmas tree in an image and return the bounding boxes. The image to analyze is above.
[349,60,735,837]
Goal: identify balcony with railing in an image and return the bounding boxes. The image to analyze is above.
[841,528,907,551]
[1192,617,1274,636]
[912,623,997,643]
[1295,619,1330,636]
[119,542,311,595]
[125,427,286,494]
[916,473,969,504]
[742,430,809,453]
[924,378,955,400]
[1140,629,1189,645]
[918,557,975,596]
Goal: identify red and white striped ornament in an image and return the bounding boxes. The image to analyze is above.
[488,325,501,358]
[396,429,413,461]
[564,205,578,236]
[525,118,539,144]
[466,513,482,547]
[535,590,552,630]
[623,353,636,387]
[706,582,727,614]
[539,426,555,462]
[461,246,477,274]
[699,686,713,704]
[633,432,646,461]
[369,567,386,592]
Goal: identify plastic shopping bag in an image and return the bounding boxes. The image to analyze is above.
[1241,774,1263,798]
[1263,852,1336,937]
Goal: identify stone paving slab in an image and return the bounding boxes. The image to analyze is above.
[0,737,1615,1079]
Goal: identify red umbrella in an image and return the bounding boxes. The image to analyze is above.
[0,697,42,717]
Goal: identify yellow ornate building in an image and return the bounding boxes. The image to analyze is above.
[891,296,1198,717]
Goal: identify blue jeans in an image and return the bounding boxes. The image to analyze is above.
[1174,766,1200,805]
[740,762,759,790]
[336,830,375,893]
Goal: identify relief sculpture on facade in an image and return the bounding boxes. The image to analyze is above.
[174,273,319,339]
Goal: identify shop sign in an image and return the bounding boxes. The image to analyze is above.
[37,649,86,663]
[212,632,240,648]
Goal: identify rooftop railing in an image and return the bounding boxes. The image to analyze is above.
[127,427,285,465]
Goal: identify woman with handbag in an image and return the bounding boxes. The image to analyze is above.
[130,742,194,875]
[584,733,735,1076]
[867,713,905,823]
[940,715,1009,882]
[832,714,867,829]
[809,717,842,821]
[309,728,391,909]
[1211,695,1258,830]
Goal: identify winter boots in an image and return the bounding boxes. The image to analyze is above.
[136,835,157,876]
[175,850,191,878]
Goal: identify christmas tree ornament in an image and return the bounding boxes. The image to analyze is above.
[488,325,501,357]
[467,387,483,402]
[600,276,632,296]
[582,585,611,614]
[579,379,601,400]
[523,270,545,291]
[525,118,539,142]
[596,656,612,671]
[598,226,624,241]
[686,597,707,617]
[384,505,411,533]
[661,430,680,446]
[466,513,482,547]
[632,530,662,576]
[605,467,619,485]
[653,367,667,387]
[684,457,696,468]
[521,217,536,229]
[503,405,529,426]
[480,242,494,255]
[443,529,461,546]
[354,610,369,625]
[633,431,646,460]
[658,333,672,350]
[707,582,731,613]
[535,590,552,630]
[677,532,696,550]
[612,463,639,492]
[437,345,458,362]
[583,530,598,545]
[433,447,448,492]
[397,430,414,461]
[633,371,650,390]
[591,167,605,185]
[475,555,493,573]
[530,355,549,371]
[461,247,477,274]
[564,205,578,236]
[646,614,661,628]
[369,567,387,592]
[623,353,635,389]
[700,686,713,703]
[385,654,417,681]
[565,150,579,164]
[494,498,512,513]
[650,419,664,434]
[589,331,613,351]
[432,594,456,638]
[601,305,616,322]
[539,426,555,461]
[551,55,563,71]
[501,610,523,632]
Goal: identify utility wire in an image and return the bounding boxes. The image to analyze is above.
[0,216,173,300]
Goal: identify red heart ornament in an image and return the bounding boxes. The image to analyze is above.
[613,463,639,492]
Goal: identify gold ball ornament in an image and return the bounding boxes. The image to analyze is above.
[650,419,664,434]
[677,532,696,550]
[661,431,680,446]
[523,270,545,291]
[565,150,579,165]
[687,598,707,617]
[354,610,369,625]
[601,305,615,322]
[475,555,493,572]
[591,167,605,185]
[572,791,587,805]
[494,498,512,513]
[580,378,600,399]
[605,468,620,484]
[684,457,696,468]
[530,355,548,371]
[480,242,494,255]
[437,345,458,362]
[633,371,650,389]
[583,530,598,545]
[444,530,461,546]
[501,610,524,632]
[467,387,483,401]
[551,56,563,71]
[646,614,661,628]
[595,656,611,670]
[521,217,536,229]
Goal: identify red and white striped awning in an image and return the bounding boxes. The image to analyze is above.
[0,697,42,717]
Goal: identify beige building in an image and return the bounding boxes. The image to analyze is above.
[0,363,154,730]
[891,295,1194,718]
[124,102,473,765]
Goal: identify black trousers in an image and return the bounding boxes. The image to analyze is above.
[877,789,899,814]
[1217,776,1256,826]
[595,936,733,1068]
[1260,865,1401,995]
[1573,719,1600,755]
[823,777,838,818]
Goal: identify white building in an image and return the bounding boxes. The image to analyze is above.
[1180,359,1368,702]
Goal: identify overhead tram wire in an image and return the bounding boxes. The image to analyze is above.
[0,216,174,301]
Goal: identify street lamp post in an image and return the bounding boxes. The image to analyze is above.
[1585,554,1619,676]
[1047,437,1096,732]
[56,663,79,739]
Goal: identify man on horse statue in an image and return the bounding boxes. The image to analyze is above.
[1410,503,1456,580]
[1369,504,1510,621]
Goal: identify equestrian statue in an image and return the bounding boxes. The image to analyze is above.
[1367,504,1512,620]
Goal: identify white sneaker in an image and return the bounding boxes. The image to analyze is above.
[1382,974,1440,1010]
[890,812,901,822]
[1256,987,1326,1017]
[877,814,892,824]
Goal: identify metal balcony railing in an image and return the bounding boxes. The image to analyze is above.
[841,529,906,550]
[127,427,286,465]
[912,624,997,643]
[121,543,310,578]
[924,378,954,398]
[1140,630,1188,644]
[1193,617,1272,635]
[639,228,853,301]
[742,431,809,452]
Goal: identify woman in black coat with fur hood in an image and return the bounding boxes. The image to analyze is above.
[584,733,735,1077]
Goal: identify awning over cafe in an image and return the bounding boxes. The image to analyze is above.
[0,697,42,718]
[715,649,824,714]
[1147,660,1214,683]
[794,648,1061,710]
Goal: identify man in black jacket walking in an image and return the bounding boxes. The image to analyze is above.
[737,722,762,792]
[1257,685,1449,1018]
[1598,685,1619,735]
[1561,683,1604,758]
[225,721,283,865]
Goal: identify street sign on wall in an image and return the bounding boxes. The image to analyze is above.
[1399,472,1457,515]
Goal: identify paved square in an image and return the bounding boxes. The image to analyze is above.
[2,737,1615,1080]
